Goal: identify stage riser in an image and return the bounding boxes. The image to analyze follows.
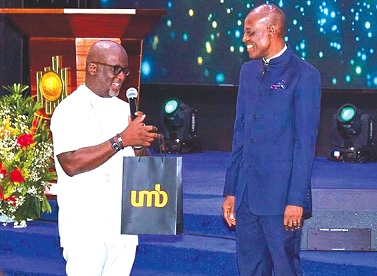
[0,222,61,259]
[302,210,377,251]
[312,189,377,211]
[184,214,235,238]
[133,238,238,276]
[40,192,377,252]
[1,153,377,275]
[301,259,377,276]
[43,194,377,252]
[301,188,377,251]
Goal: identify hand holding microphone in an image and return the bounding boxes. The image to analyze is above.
[123,87,159,150]
[126,87,139,121]
[126,87,143,149]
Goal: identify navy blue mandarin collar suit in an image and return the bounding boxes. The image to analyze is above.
[224,45,322,217]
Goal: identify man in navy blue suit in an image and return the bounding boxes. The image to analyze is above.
[222,4,321,276]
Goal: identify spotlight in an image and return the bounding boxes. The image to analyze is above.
[159,98,202,153]
[329,103,376,162]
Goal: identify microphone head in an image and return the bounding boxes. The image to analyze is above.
[126,87,138,99]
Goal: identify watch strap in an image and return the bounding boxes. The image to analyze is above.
[116,133,124,149]
[109,137,121,152]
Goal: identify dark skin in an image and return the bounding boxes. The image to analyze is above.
[57,40,159,177]
[222,4,303,231]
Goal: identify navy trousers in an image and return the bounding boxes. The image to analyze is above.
[236,197,303,276]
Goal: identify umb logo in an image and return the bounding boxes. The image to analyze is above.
[130,184,169,208]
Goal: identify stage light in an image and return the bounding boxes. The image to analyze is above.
[163,98,184,130]
[337,104,360,135]
[159,98,202,154]
[329,103,376,163]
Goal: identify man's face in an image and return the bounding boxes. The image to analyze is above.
[92,52,129,98]
[242,16,272,60]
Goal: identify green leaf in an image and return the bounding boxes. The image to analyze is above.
[2,83,29,94]
[14,196,41,221]
[41,195,52,213]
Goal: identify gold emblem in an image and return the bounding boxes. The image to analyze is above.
[36,55,71,116]
[39,71,63,102]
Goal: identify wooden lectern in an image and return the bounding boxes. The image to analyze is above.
[0,8,166,102]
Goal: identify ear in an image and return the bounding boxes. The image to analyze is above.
[88,63,97,75]
[268,25,275,37]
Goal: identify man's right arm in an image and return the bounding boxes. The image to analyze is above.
[57,115,158,177]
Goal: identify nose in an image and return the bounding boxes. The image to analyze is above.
[242,33,248,43]
[117,71,127,80]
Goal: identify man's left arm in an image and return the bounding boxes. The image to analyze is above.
[285,66,322,228]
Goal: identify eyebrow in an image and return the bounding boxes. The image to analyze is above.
[244,28,255,35]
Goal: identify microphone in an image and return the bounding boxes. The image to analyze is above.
[126,87,143,150]
[126,87,138,120]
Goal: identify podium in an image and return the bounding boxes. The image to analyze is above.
[0,8,166,102]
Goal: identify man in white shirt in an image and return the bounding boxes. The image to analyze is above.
[50,40,159,276]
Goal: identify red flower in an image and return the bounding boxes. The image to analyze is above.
[0,190,3,200]
[30,116,40,135]
[0,162,6,178]
[17,133,34,148]
[4,195,17,206]
[0,168,6,178]
[9,168,25,183]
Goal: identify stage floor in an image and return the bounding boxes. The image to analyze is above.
[48,151,377,249]
[179,151,377,250]
[181,151,377,193]
[2,151,376,275]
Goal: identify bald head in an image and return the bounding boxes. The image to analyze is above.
[246,4,286,38]
[85,40,129,98]
[86,40,128,66]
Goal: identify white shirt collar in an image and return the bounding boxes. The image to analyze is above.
[263,44,288,64]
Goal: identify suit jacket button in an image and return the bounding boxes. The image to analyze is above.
[249,138,254,143]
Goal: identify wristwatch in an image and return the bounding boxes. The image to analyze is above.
[116,133,124,149]
[109,137,122,152]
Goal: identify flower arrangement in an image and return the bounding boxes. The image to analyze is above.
[0,84,56,227]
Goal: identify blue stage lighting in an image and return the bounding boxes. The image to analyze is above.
[329,103,376,162]
[160,98,202,153]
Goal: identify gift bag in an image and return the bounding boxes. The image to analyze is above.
[121,156,183,235]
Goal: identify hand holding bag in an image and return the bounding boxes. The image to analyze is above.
[121,156,183,235]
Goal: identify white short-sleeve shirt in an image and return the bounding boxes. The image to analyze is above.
[50,84,138,247]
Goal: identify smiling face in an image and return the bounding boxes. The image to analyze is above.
[243,16,272,60]
[86,41,129,98]
[242,4,286,60]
